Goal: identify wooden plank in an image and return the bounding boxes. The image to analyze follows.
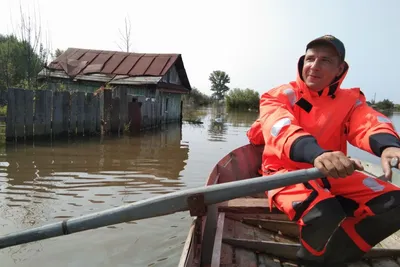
[177,219,198,267]
[348,263,370,267]
[44,90,52,137]
[152,101,157,128]
[201,205,218,266]
[280,262,298,267]
[110,97,120,134]
[370,259,400,267]
[84,93,91,134]
[119,87,128,127]
[223,238,400,262]
[257,254,281,267]
[242,218,299,238]
[69,92,78,136]
[232,221,258,267]
[33,89,52,138]
[218,198,279,214]
[90,94,97,135]
[221,217,234,265]
[378,231,400,249]
[94,95,101,133]
[33,90,46,137]
[102,89,112,134]
[142,100,148,129]
[14,88,25,140]
[5,88,15,141]
[128,102,142,133]
[226,213,290,223]
[24,89,34,139]
[232,219,282,267]
[61,91,70,137]
[210,213,225,267]
[52,91,63,137]
[76,91,85,135]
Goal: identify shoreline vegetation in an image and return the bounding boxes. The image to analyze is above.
[182,70,400,122]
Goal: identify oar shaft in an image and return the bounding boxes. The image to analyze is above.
[0,167,324,249]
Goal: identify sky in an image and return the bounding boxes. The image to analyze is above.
[0,0,399,102]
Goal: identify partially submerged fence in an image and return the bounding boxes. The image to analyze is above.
[3,87,168,142]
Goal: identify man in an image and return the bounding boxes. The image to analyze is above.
[247,35,400,266]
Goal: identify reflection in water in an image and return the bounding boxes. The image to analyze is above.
[208,120,228,142]
[0,123,189,232]
[225,110,259,127]
[207,106,258,142]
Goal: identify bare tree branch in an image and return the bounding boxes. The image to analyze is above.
[116,15,132,52]
[17,0,51,89]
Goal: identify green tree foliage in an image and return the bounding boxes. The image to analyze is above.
[375,99,395,111]
[52,48,64,59]
[0,34,48,90]
[182,87,212,106]
[225,88,260,110]
[209,70,230,100]
[0,3,53,90]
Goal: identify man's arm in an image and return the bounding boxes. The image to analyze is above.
[347,93,400,157]
[258,88,329,164]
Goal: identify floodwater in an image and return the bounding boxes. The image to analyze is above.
[0,106,398,267]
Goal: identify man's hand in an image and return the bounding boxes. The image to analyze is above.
[313,151,364,178]
[381,147,400,180]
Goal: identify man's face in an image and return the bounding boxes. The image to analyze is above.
[302,45,345,91]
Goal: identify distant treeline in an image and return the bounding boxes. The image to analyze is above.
[182,86,260,111]
[367,99,400,113]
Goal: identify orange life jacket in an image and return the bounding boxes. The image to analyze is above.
[247,56,399,174]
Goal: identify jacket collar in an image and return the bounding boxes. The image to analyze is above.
[296,55,349,99]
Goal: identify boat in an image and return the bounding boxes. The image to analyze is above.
[178,144,400,267]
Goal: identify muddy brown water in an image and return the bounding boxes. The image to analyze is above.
[0,107,398,267]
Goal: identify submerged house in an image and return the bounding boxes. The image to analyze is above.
[38,48,192,127]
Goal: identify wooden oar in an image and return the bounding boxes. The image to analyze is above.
[0,158,396,250]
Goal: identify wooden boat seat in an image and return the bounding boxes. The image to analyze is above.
[217,198,278,213]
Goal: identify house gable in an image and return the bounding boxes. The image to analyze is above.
[161,65,182,85]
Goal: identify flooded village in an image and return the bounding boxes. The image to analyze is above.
[1,1,400,267]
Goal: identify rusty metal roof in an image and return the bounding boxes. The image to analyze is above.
[45,48,191,90]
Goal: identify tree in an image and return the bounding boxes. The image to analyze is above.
[16,3,51,89]
[182,87,211,106]
[225,88,260,110]
[52,48,64,59]
[117,15,132,52]
[375,99,395,111]
[209,70,230,100]
[0,34,47,90]
[0,3,51,90]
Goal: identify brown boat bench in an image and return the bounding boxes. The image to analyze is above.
[188,197,279,217]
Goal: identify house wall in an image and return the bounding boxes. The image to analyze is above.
[46,79,101,93]
[161,65,182,85]
[157,91,182,123]
[113,85,156,100]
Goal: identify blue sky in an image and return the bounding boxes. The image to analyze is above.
[1,0,399,103]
